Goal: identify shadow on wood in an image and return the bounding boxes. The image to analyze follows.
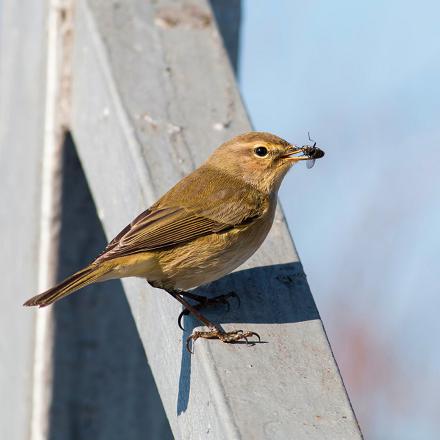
[177,262,320,414]
[50,134,172,440]
[209,0,242,73]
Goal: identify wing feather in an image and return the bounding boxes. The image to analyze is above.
[96,207,234,261]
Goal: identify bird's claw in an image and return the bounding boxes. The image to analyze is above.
[186,328,261,353]
[178,308,190,331]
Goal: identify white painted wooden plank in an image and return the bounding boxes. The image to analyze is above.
[70,0,363,438]
[0,2,48,439]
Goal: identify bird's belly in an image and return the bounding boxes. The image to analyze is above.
[154,217,272,290]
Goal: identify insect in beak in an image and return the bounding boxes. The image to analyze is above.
[282,133,325,168]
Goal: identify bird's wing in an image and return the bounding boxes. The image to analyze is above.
[95,166,268,262]
[96,206,258,262]
[96,207,229,261]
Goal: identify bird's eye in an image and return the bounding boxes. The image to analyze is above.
[254,146,268,157]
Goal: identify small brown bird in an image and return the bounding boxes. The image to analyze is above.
[24,132,324,351]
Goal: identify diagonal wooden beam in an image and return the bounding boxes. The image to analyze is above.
[70,0,363,438]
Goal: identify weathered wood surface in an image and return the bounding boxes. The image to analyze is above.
[0,2,47,439]
[70,0,362,438]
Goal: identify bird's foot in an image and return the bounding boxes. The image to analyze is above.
[186,327,260,353]
[178,292,239,330]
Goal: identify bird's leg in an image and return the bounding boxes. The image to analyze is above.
[179,289,239,305]
[167,289,260,353]
[176,290,240,331]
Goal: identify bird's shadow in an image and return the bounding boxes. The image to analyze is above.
[177,261,320,414]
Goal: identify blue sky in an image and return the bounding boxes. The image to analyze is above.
[240,1,440,438]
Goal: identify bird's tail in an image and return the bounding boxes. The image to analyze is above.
[23,264,112,307]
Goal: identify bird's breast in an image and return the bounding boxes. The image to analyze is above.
[153,201,277,290]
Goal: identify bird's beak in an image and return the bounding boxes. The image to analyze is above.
[281,145,325,163]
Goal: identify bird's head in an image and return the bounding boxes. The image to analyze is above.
[206,132,325,194]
